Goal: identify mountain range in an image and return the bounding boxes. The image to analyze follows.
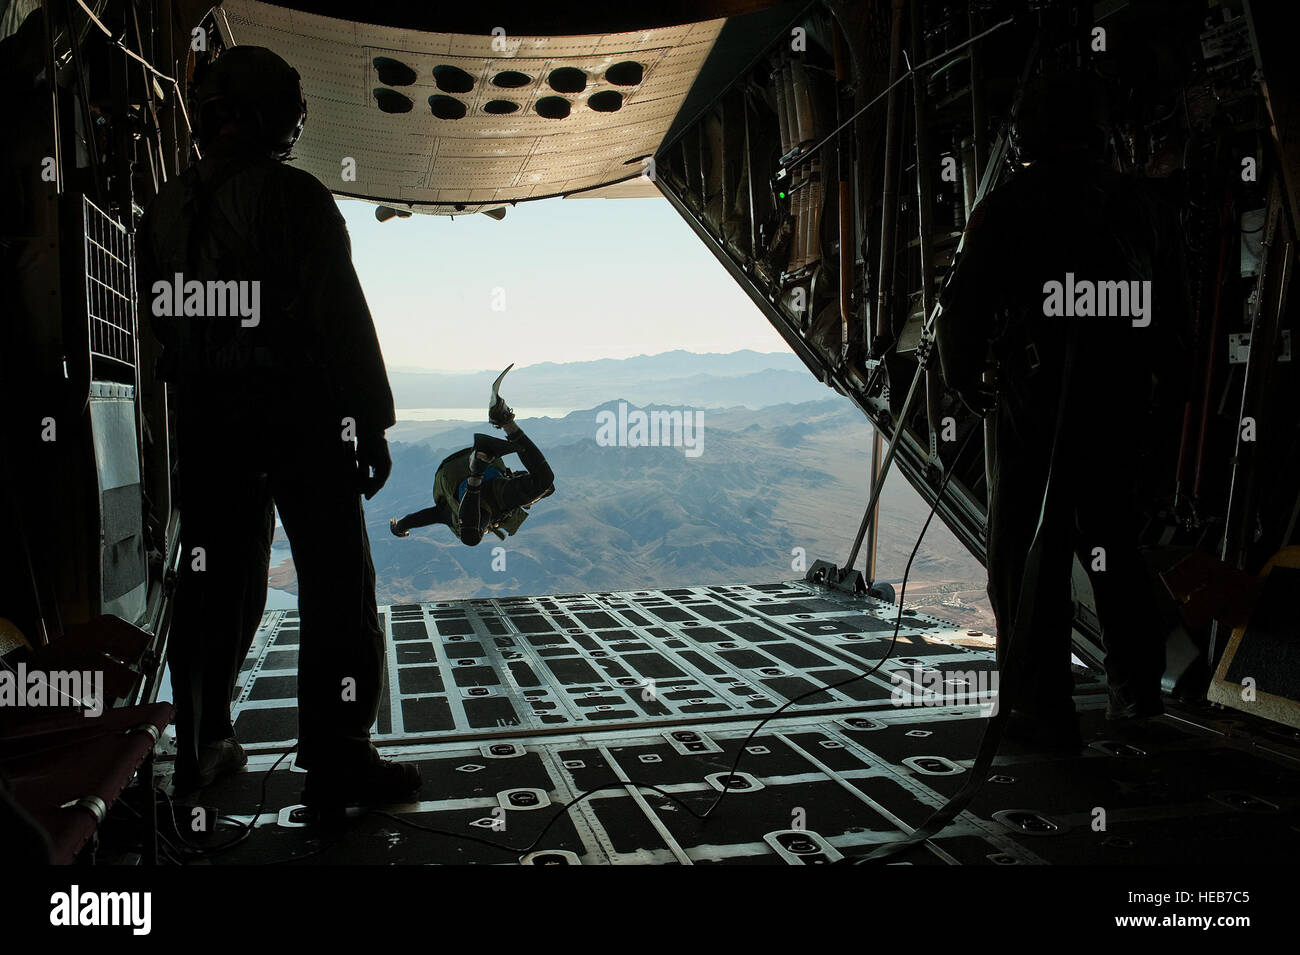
[388,349,834,410]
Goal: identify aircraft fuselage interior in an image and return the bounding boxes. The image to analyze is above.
[2,0,1298,915]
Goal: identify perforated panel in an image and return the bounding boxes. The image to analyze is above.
[216,1,723,213]
[232,582,986,746]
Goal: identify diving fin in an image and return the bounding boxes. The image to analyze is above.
[489,363,516,429]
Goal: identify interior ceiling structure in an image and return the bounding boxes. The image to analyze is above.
[215,0,729,214]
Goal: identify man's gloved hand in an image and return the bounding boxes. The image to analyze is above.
[957,382,998,416]
[467,449,489,478]
[356,431,392,499]
[947,367,997,417]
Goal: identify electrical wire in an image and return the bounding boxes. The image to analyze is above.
[704,425,979,815]
[71,0,199,147]
[109,797,188,865]
[154,747,294,861]
[367,778,712,858]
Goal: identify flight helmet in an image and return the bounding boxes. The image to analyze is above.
[192,46,307,160]
[1011,73,1109,164]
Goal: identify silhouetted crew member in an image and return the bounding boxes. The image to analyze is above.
[935,76,1172,747]
[138,46,418,806]
[391,373,554,544]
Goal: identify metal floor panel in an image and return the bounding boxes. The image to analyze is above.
[232,582,1010,747]
[191,582,1300,865]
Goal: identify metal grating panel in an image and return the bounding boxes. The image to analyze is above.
[82,196,138,369]
[232,582,1004,747]
[190,582,1300,865]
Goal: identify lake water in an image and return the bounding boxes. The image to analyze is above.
[264,587,297,610]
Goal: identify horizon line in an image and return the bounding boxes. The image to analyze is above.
[387,347,797,375]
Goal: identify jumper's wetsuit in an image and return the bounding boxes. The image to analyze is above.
[396,429,554,545]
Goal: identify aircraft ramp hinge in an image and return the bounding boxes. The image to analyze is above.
[806,559,898,603]
[805,559,865,595]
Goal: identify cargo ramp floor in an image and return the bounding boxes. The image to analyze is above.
[166,581,1300,865]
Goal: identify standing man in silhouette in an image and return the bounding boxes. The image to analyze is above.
[139,46,418,808]
[935,74,1174,748]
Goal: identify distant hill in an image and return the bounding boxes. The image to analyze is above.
[270,397,994,631]
[388,349,833,410]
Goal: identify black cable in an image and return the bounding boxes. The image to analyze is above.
[264,837,346,865]
[164,744,713,860]
[158,786,248,857]
[158,747,294,861]
[698,425,980,820]
[842,325,1081,865]
[198,746,293,855]
[109,796,188,865]
[368,778,712,857]
[157,787,208,854]
[156,751,360,866]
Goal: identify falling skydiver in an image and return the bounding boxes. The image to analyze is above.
[390,365,556,545]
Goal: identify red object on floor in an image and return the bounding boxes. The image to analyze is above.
[1,702,173,864]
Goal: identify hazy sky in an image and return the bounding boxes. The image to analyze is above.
[338,195,789,372]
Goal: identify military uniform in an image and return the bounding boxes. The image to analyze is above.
[139,142,394,780]
[935,157,1174,724]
